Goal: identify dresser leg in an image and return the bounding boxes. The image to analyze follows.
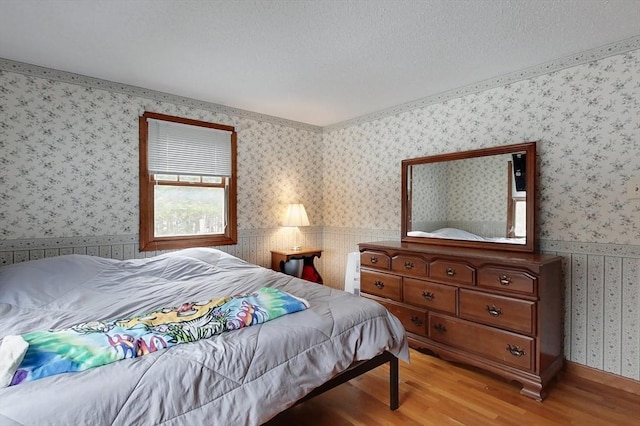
[519,381,545,401]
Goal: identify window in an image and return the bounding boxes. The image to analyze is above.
[506,161,526,238]
[511,198,527,237]
[139,112,237,251]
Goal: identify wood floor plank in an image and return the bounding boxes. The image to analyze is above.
[265,349,640,425]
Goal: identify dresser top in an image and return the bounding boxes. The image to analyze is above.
[358,240,562,266]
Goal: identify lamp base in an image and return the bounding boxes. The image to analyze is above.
[291,246,302,251]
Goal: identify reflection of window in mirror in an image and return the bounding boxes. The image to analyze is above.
[513,199,527,237]
[507,160,527,238]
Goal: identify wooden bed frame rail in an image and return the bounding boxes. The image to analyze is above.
[294,351,399,410]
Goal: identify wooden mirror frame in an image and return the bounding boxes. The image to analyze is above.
[401,141,537,253]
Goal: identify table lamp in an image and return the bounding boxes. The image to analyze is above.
[283,203,309,250]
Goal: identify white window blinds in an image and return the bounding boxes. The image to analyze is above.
[147,118,232,177]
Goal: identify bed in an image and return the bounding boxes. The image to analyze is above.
[0,248,408,425]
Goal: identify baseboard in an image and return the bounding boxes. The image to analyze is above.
[564,360,640,396]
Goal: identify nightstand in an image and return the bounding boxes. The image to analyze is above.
[271,248,323,284]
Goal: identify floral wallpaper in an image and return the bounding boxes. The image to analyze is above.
[0,48,638,381]
[0,73,322,240]
[411,161,448,225]
[323,50,640,245]
[446,154,509,223]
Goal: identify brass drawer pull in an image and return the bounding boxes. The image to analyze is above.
[410,316,423,326]
[404,261,414,270]
[370,256,378,264]
[499,275,511,286]
[446,267,456,276]
[374,280,385,289]
[422,291,435,301]
[506,344,526,357]
[434,323,447,334]
[486,305,503,316]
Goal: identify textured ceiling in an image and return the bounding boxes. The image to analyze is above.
[0,0,639,127]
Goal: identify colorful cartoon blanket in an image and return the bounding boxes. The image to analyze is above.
[8,287,309,386]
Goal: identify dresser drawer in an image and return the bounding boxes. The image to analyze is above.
[430,260,475,285]
[391,254,428,277]
[459,289,535,335]
[428,313,534,371]
[361,251,390,270]
[360,270,402,301]
[403,278,457,314]
[478,267,537,294]
[378,300,426,336]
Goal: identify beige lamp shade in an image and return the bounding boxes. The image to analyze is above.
[283,203,310,227]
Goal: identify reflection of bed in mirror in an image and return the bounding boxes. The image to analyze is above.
[402,142,536,253]
[406,228,526,244]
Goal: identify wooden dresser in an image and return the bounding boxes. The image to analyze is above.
[358,240,563,401]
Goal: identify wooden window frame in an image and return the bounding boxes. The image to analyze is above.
[139,112,237,251]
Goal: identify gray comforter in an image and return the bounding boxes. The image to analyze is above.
[0,248,408,425]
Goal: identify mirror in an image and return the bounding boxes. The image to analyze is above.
[401,142,536,253]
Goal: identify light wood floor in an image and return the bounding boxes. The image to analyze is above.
[266,349,640,425]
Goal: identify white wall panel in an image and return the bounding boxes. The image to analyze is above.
[571,253,588,365]
[621,258,640,379]
[561,254,573,361]
[587,255,604,369]
[604,256,623,375]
